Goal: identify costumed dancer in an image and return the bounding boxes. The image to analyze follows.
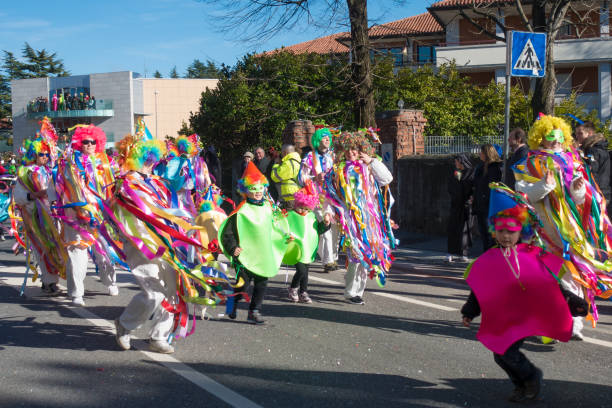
[461,183,586,403]
[286,184,331,303]
[513,115,612,339]
[219,161,292,324]
[12,125,67,295]
[111,136,226,353]
[55,125,119,305]
[0,164,15,240]
[299,126,340,273]
[324,129,395,305]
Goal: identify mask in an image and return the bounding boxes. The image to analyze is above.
[545,129,564,143]
[247,184,265,193]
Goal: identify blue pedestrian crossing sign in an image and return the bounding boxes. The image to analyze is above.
[510,31,546,77]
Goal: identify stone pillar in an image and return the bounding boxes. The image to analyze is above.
[599,62,611,120]
[601,1,609,38]
[375,109,427,160]
[281,120,315,154]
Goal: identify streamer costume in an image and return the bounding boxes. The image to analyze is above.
[12,121,67,294]
[323,129,395,304]
[54,124,118,304]
[462,184,581,403]
[299,127,339,272]
[513,115,612,335]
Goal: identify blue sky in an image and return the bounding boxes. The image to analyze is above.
[0,1,430,77]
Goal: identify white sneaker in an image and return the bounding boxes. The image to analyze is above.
[149,339,175,354]
[460,256,469,262]
[108,285,119,296]
[114,319,131,350]
[446,255,454,263]
[71,297,85,306]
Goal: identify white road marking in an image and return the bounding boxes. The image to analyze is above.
[372,291,458,312]
[308,275,343,286]
[583,336,612,348]
[0,267,263,408]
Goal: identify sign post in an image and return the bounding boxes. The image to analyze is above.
[503,31,547,180]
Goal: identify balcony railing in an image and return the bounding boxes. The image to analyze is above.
[26,100,114,119]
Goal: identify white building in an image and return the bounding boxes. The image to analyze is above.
[11,71,217,150]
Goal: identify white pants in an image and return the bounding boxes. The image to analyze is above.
[30,246,59,285]
[344,262,367,298]
[92,247,116,288]
[65,226,89,298]
[119,243,176,341]
[317,217,339,265]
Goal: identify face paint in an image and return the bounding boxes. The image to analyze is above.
[545,129,564,143]
[247,184,265,193]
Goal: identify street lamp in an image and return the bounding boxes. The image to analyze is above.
[154,90,159,139]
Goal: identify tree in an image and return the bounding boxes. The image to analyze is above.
[189,51,355,171]
[0,43,70,120]
[154,70,163,78]
[199,0,377,128]
[169,66,179,78]
[185,59,221,78]
[447,1,599,118]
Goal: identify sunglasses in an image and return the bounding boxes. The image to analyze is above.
[38,153,50,157]
[82,139,97,146]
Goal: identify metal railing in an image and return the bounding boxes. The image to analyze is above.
[424,135,504,155]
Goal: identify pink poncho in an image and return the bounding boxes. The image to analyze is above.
[466,243,573,354]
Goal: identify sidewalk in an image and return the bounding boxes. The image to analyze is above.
[393,230,484,265]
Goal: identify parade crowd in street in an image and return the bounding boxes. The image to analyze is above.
[2,114,612,403]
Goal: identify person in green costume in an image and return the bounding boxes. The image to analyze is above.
[286,185,331,303]
[219,161,292,324]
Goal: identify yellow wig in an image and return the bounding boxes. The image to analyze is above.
[527,114,574,150]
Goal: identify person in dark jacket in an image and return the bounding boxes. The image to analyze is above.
[203,145,222,186]
[575,122,611,207]
[504,128,529,190]
[446,153,475,263]
[472,144,502,252]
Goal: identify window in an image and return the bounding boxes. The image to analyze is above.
[417,46,436,64]
[371,47,405,67]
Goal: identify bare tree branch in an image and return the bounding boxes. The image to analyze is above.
[514,0,533,31]
[459,8,506,42]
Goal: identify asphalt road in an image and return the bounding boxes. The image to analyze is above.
[1,238,611,408]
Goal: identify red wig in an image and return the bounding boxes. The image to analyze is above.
[71,125,107,153]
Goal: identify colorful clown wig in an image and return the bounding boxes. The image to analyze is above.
[333,130,376,162]
[311,127,333,152]
[71,124,107,153]
[527,114,573,150]
[21,138,51,165]
[293,187,319,210]
[176,135,197,157]
[125,139,167,171]
[237,161,268,195]
[198,186,224,213]
[165,139,179,159]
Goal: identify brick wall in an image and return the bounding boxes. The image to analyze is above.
[282,120,315,153]
[375,109,427,159]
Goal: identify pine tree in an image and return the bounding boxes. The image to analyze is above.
[169,66,179,78]
[185,59,220,78]
[154,70,163,78]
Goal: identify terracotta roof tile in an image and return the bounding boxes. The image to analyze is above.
[367,12,443,37]
[429,0,514,9]
[275,32,349,55]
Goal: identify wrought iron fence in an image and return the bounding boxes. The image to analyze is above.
[424,135,505,155]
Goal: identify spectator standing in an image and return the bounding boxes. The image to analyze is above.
[447,153,475,263]
[473,144,502,252]
[270,144,301,209]
[575,121,611,208]
[504,128,529,190]
[204,145,222,186]
[232,151,254,204]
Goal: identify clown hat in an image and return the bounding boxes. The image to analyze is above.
[237,161,268,194]
[488,183,542,238]
[293,182,319,210]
